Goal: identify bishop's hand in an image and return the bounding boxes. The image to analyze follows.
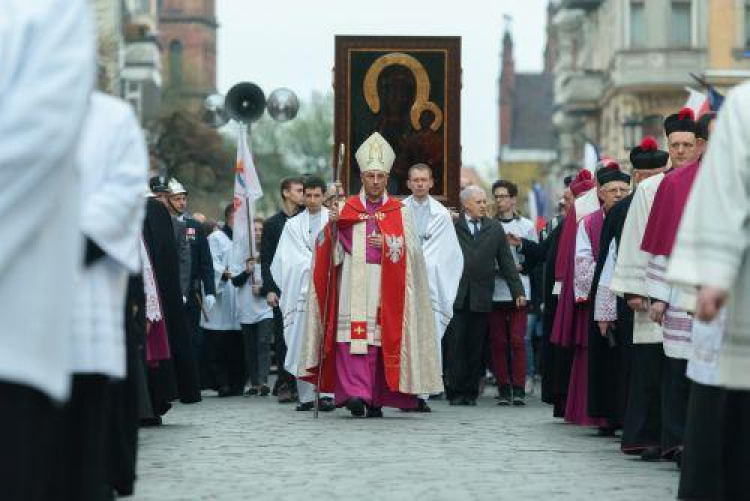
[368,231,383,249]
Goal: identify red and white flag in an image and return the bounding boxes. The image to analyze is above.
[232,128,263,263]
[683,87,711,118]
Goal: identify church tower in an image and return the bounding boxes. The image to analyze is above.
[159,0,217,111]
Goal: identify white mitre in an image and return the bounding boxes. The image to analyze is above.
[355,132,396,174]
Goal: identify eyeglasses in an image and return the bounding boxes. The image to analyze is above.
[604,187,631,195]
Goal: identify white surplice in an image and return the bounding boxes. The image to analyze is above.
[610,174,665,345]
[69,92,148,377]
[0,0,94,401]
[403,195,463,340]
[271,208,334,403]
[201,230,241,331]
[644,254,692,360]
[667,82,750,389]
[271,208,329,375]
[594,241,618,322]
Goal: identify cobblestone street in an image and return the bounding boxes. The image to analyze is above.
[133,388,678,500]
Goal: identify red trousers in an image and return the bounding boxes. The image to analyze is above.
[489,304,527,389]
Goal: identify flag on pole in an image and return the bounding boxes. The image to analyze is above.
[582,139,600,173]
[233,127,263,265]
[684,87,711,118]
[527,181,547,233]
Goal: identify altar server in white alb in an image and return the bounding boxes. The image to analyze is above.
[403,163,463,411]
[271,176,336,412]
[0,2,94,499]
[62,89,148,500]
[667,82,750,500]
[202,204,244,397]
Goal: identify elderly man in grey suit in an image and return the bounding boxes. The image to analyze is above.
[445,185,526,406]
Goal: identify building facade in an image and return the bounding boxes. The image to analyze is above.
[550,0,750,185]
[159,0,218,112]
[498,20,557,217]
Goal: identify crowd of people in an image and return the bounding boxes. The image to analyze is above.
[4,3,750,500]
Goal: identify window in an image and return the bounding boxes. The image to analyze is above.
[630,1,646,48]
[670,0,693,47]
[168,40,183,86]
[745,2,750,48]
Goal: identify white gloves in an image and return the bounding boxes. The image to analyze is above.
[204,294,216,312]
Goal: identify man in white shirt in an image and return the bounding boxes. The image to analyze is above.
[489,180,538,405]
[0,2,94,499]
[232,219,275,397]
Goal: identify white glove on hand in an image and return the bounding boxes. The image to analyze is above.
[182,295,187,304]
[204,294,216,312]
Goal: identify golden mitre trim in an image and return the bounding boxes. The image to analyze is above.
[355,132,396,174]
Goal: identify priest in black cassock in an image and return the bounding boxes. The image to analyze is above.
[526,176,572,414]
[587,137,669,444]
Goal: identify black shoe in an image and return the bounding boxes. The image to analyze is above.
[366,406,383,418]
[345,398,366,417]
[217,386,233,397]
[449,397,462,406]
[296,402,314,411]
[139,416,162,427]
[245,387,259,396]
[512,395,526,406]
[497,385,512,406]
[277,388,295,404]
[640,446,663,461]
[259,385,270,397]
[597,426,617,437]
[464,398,477,406]
[416,399,432,412]
[319,397,336,412]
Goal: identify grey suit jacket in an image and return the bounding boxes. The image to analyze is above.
[172,216,192,296]
[453,215,524,313]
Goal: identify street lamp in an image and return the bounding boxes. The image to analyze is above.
[622,117,643,151]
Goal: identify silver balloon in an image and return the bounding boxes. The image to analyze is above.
[267,88,299,122]
[201,93,229,128]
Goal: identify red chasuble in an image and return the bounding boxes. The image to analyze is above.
[303,196,407,393]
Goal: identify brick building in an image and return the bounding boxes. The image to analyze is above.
[159,0,218,112]
[497,18,557,217]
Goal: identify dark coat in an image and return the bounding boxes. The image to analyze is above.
[259,210,293,297]
[143,198,201,404]
[453,215,525,313]
[184,217,215,297]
